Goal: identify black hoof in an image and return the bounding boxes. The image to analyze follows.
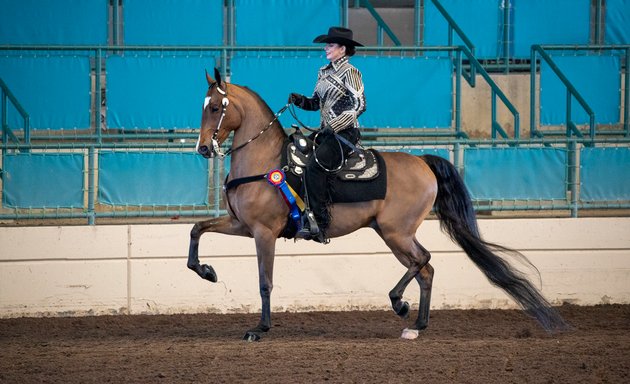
[200,264,217,282]
[243,332,261,342]
[395,301,410,319]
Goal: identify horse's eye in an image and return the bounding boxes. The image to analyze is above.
[211,106,220,113]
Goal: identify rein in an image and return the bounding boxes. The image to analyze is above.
[209,80,289,158]
[223,104,289,157]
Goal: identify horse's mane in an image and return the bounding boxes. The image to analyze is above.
[236,84,288,139]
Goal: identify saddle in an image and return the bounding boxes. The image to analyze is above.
[282,128,387,204]
[285,131,380,183]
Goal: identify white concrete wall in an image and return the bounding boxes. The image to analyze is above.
[1,217,629,318]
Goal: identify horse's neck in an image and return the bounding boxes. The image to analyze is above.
[229,112,285,177]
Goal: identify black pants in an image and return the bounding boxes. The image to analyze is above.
[304,128,360,234]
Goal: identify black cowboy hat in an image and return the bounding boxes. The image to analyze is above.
[313,26,363,47]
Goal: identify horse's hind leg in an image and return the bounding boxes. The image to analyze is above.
[380,232,433,338]
[414,261,434,331]
[389,265,418,319]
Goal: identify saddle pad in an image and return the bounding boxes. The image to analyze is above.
[329,149,387,203]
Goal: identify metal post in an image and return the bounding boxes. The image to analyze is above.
[568,140,578,218]
[227,0,235,46]
[414,0,421,47]
[625,48,629,137]
[491,90,497,139]
[112,0,120,45]
[342,0,349,26]
[566,88,573,138]
[87,146,96,225]
[1,91,6,148]
[594,0,602,44]
[502,0,511,73]
[455,49,462,136]
[530,48,538,137]
[95,48,102,144]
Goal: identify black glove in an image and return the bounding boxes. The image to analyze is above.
[288,93,305,107]
[320,125,334,135]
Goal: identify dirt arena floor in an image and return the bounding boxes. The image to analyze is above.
[1,304,629,383]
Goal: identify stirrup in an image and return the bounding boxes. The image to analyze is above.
[297,210,320,238]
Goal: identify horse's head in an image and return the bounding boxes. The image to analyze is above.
[196,68,243,158]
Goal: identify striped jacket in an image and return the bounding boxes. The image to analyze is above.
[299,56,366,132]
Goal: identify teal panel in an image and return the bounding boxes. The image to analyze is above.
[2,153,84,208]
[230,55,453,129]
[353,56,452,128]
[464,148,567,200]
[230,54,325,128]
[106,54,214,130]
[540,54,621,126]
[605,0,630,44]
[124,0,223,45]
[580,147,630,201]
[424,0,502,58]
[513,0,590,58]
[235,0,341,45]
[0,0,107,45]
[0,55,91,130]
[98,152,209,206]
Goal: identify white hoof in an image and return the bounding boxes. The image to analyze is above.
[401,328,419,340]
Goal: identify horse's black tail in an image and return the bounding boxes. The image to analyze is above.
[421,154,568,332]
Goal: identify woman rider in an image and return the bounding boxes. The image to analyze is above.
[288,26,366,242]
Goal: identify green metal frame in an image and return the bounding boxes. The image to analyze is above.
[0,44,493,143]
[430,0,477,81]
[358,0,402,46]
[530,44,630,140]
[0,77,30,149]
[2,136,629,223]
[458,46,520,140]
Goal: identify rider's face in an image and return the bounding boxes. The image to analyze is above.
[325,43,346,62]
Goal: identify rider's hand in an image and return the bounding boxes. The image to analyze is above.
[288,93,304,106]
[321,125,334,135]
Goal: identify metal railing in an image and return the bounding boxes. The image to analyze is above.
[0,45,512,143]
[530,44,630,140]
[0,77,30,148]
[2,137,629,224]
[356,0,402,46]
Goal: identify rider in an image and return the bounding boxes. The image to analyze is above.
[288,26,366,242]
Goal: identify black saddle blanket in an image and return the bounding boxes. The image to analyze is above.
[283,140,387,204]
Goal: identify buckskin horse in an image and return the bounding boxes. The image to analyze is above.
[188,68,566,341]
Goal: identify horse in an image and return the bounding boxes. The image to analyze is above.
[188,68,567,341]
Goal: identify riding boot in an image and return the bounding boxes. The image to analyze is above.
[296,165,330,243]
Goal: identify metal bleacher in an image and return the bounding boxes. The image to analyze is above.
[1,0,629,224]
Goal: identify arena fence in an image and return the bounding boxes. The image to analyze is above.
[1,138,629,224]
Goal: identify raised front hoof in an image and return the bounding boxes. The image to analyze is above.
[200,264,217,282]
[394,301,410,319]
[243,331,262,342]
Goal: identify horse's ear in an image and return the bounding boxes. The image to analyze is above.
[214,67,223,88]
[205,69,214,86]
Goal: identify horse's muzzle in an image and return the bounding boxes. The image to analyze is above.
[197,145,214,158]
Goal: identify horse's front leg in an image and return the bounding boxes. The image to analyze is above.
[187,215,250,282]
[243,230,277,342]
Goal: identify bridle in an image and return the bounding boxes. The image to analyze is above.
[199,82,288,158]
